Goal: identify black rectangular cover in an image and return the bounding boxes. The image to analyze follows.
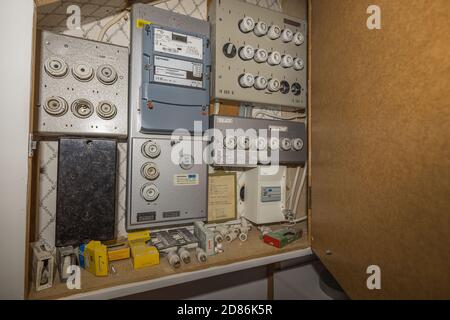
[56,138,117,247]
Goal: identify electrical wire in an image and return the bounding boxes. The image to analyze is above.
[288,167,301,210]
[97,10,129,42]
[253,111,306,120]
[293,164,308,216]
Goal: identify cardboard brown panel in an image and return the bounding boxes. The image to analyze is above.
[311,0,450,299]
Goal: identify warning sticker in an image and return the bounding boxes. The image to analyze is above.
[154,28,203,60]
[174,174,200,186]
[154,55,203,88]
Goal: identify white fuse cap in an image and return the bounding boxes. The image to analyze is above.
[239,16,255,33]
[281,54,294,68]
[239,73,255,88]
[239,45,255,60]
[253,21,268,36]
[267,51,281,66]
[281,28,294,43]
[254,48,268,63]
[267,25,281,40]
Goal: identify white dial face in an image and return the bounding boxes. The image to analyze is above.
[223,136,237,150]
[281,54,294,68]
[294,32,305,46]
[254,76,268,90]
[254,48,268,63]
[281,28,294,42]
[267,78,280,92]
[239,16,255,33]
[254,21,268,36]
[239,45,255,60]
[269,137,279,151]
[294,57,305,70]
[256,137,267,150]
[281,138,292,151]
[267,51,281,66]
[292,138,304,151]
[267,25,281,39]
[239,73,255,88]
[237,136,250,150]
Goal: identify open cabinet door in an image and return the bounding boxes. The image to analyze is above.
[310,0,450,299]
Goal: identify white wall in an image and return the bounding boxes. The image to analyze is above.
[0,0,35,299]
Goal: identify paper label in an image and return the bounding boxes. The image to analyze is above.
[154,28,203,60]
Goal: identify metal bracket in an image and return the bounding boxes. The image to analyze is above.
[28,134,37,157]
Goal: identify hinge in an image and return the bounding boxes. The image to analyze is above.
[28,134,37,157]
[308,186,312,210]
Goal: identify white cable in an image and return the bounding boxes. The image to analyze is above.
[293,164,308,216]
[253,111,306,120]
[97,10,129,42]
[288,167,301,210]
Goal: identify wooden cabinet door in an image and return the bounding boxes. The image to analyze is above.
[310,0,450,299]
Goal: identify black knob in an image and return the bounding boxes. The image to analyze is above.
[291,82,302,96]
[280,81,290,94]
[223,42,237,58]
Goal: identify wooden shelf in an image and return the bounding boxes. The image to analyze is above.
[28,228,310,300]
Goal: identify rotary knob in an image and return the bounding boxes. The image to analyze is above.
[223,42,237,58]
[280,81,290,94]
[291,82,302,96]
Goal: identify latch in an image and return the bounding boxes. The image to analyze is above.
[28,134,37,157]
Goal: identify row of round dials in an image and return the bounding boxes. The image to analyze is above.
[222,136,304,152]
[44,56,119,85]
[223,43,305,70]
[139,140,195,202]
[238,16,305,45]
[238,74,301,95]
[43,96,117,120]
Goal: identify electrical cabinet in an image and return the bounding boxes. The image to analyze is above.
[18,0,449,301]
[209,0,307,109]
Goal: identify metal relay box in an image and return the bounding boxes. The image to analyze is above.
[36,31,128,138]
[210,115,307,167]
[209,0,307,109]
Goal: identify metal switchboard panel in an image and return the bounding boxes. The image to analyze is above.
[127,135,207,230]
[37,31,128,138]
[210,115,307,167]
[209,0,307,109]
[56,138,117,247]
[131,4,211,134]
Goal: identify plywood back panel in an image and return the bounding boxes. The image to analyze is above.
[311,0,450,299]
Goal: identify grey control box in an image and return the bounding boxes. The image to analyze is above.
[36,31,128,138]
[127,4,210,230]
[127,135,207,230]
[210,115,307,167]
[131,4,211,134]
[209,0,307,109]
